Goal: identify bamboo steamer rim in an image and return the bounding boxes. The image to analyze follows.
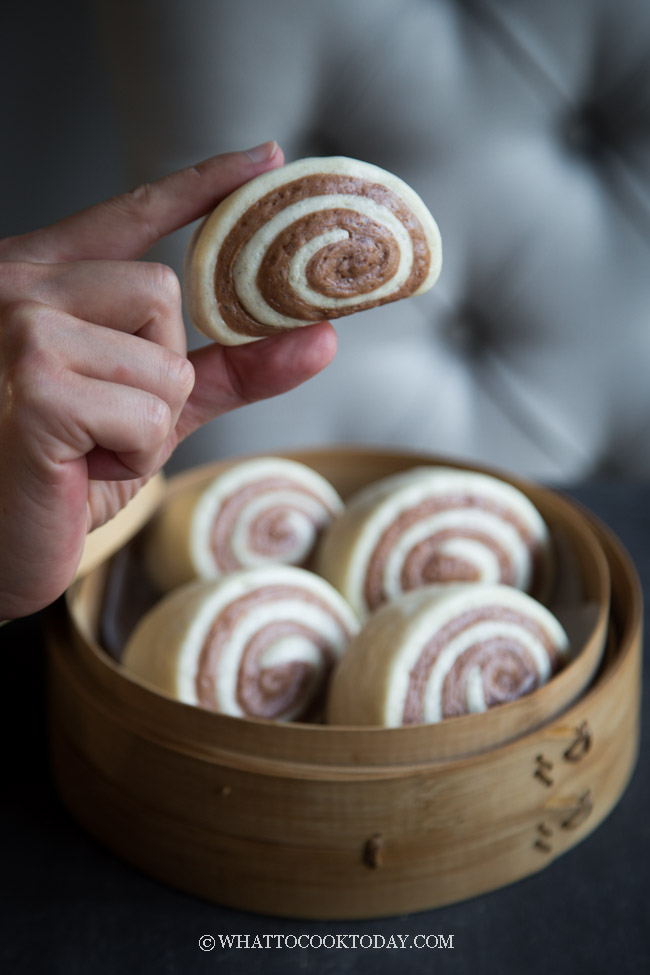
[64,446,614,768]
[48,487,641,921]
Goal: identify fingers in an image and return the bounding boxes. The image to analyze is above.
[1,258,188,356]
[0,143,337,502]
[2,302,195,479]
[20,369,175,480]
[59,317,195,402]
[175,322,338,442]
[62,375,173,472]
[61,317,195,451]
[4,142,284,263]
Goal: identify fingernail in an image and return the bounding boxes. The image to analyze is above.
[243,140,278,163]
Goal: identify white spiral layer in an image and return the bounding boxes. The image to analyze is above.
[326,584,570,727]
[193,457,343,574]
[316,467,554,618]
[233,194,416,327]
[122,566,360,722]
[144,457,343,594]
[183,156,442,345]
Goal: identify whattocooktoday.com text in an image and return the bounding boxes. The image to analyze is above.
[199,933,455,951]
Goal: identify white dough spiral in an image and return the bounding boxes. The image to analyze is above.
[144,457,343,594]
[183,156,442,345]
[122,566,360,722]
[316,467,554,618]
[326,584,570,727]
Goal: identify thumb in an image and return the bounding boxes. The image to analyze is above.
[176,322,339,442]
[4,142,283,263]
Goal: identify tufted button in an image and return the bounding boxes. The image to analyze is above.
[562,106,606,158]
[441,305,488,359]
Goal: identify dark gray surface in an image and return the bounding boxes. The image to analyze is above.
[0,1,123,238]
[0,480,648,974]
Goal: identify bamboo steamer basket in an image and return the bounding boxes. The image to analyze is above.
[46,448,640,920]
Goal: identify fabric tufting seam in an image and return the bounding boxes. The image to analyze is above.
[461,0,571,113]
[462,0,650,248]
[476,345,598,474]
[430,286,588,474]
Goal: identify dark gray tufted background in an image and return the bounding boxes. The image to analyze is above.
[3,0,650,482]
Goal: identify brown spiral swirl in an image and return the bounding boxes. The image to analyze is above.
[315,467,554,620]
[194,573,358,721]
[364,494,547,612]
[209,476,341,573]
[402,603,565,724]
[324,584,570,727]
[184,157,442,345]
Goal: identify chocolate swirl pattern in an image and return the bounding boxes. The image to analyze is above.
[316,467,554,618]
[144,457,344,594]
[122,566,360,721]
[184,157,442,345]
[326,584,570,727]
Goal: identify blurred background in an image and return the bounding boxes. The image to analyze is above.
[2,0,650,483]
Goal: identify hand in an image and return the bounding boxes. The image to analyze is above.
[0,143,337,619]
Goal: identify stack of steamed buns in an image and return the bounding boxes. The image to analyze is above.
[121,156,571,724]
[121,456,571,726]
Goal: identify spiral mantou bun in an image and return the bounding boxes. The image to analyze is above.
[122,566,360,722]
[184,156,442,344]
[326,584,570,726]
[316,467,554,618]
[144,457,344,594]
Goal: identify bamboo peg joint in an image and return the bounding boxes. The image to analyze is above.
[363,834,384,869]
[563,722,593,763]
[533,823,554,854]
[534,755,554,787]
[560,790,593,830]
